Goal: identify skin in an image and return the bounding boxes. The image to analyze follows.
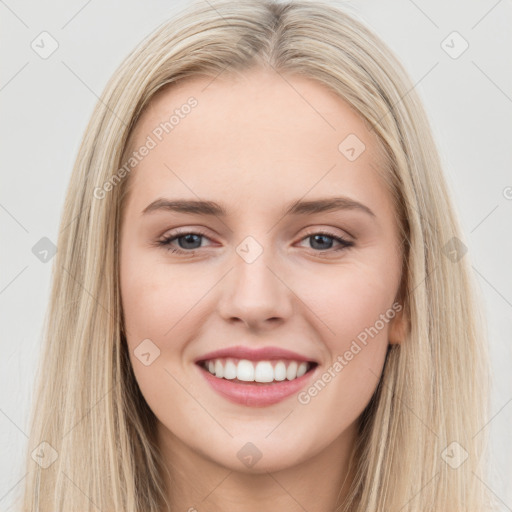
[119,66,407,512]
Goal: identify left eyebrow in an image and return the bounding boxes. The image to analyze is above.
[141,196,376,218]
[286,196,376,218]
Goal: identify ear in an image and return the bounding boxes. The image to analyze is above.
[388,304,408,345]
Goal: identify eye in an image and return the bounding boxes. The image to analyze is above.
[297,230,354,255]
[156,228,354,256]
[156,228,213,255]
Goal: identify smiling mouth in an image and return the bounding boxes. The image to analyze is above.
[196,358,318,385]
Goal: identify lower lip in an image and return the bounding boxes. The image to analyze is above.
[197,363,317,407]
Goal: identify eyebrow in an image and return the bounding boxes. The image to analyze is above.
[141,196,376,218]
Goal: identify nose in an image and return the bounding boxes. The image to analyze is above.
[217,247,294,331]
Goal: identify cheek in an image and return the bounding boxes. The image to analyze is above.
[121,264,169,341]
[306,261,396,337]
[120,245,214,401]
[120,245,203,340]
[292,268,394,423]
[120,249,196,413]
[297,259,397,380]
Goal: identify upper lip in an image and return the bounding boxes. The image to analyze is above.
[195,345,318,364]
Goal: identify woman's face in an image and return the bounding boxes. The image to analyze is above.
[119,67,405,473]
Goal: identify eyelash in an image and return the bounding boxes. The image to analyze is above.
[156,228,354,256]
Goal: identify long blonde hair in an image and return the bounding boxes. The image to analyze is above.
[19,1,494,510]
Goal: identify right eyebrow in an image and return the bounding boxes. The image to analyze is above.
[141,198,225,216]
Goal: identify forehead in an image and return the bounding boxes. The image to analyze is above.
[123,68,390,218]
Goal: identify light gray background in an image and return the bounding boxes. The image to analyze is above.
[1,0,511,509]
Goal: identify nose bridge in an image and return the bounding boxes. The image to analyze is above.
[217,234,293,326]
[233,235,282,304]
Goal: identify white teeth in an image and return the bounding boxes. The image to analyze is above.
[237,360,255,381]
[297,362,308,377]
[223,359,237,380]
[254,361,274,383]
[214,359,224,378]
[274,361,287,381]
[286,361,298,380]
[202,358,313,383]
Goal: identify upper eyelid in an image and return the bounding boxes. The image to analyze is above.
[159,227,212,242]
[159,227,353,246]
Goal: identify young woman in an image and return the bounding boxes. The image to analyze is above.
[20,1,494,510]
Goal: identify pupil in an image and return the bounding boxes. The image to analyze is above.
[180,234,201,249]
[311,234,332,250]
